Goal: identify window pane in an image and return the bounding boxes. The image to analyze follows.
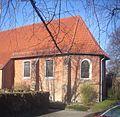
[46,60,53,77]
[81,60,90,78]
[24,61,30,77]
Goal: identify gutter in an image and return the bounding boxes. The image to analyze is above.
[11,52,109,60]
[100,57,105,102]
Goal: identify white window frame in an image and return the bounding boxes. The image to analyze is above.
[80,59,92,80]
[45,59,54,79]
[23,60,31,80]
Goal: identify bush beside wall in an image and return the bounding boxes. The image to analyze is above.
[0,92,49,116]
[80,83,98,105]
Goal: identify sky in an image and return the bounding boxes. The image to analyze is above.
[0,0,120,52]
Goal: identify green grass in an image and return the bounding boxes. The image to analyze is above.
[66,104,90,111]
[91,99,119,112]
[51,99,120,112]
[49,101,66,109]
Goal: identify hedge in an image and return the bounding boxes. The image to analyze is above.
[0,92,49,117]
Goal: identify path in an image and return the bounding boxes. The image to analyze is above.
[38,110,92,117]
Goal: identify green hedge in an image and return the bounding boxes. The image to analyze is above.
[0,92,49,116]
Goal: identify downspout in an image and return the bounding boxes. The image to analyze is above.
[0,70,2,89]
[100,57,104,102]
[67,56,71,104]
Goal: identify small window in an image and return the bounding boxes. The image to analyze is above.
[23,61,30,78]
[45,60,54,78]
[81,60,91,79]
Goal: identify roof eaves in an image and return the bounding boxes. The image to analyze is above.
[0,59,11,70]
[11,52,110,60]
[0,64,3,70]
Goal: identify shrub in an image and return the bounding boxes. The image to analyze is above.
[108,88,114,99]
[0,92,49,116]
[80,83,97,105]
[108,88,120,100]
[14,82,30,92]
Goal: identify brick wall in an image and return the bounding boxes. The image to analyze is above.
[70,55,101,102]
[14,59,34,90]
[14,55,101,102]
[38,57,64,101]
[2,60,14,89]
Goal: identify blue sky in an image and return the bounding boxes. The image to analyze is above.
[0,0,120,51]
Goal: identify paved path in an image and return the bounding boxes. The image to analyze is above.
[37,110,92,117]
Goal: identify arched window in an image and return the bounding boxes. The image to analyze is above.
[81,59,91,79]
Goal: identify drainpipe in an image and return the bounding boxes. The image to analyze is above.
[67,56,71,104]
[100,57,104,102]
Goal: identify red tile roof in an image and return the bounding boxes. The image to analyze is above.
[0,16,108,69]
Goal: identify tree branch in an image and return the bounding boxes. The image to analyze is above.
[29,0,62,53]
[112,7,120,16]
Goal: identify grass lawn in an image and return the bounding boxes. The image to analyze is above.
[66,104,90,111]
[91,99,120,112]
[49,101,66,109]
[65,99,120,112]
[50,99,120,112]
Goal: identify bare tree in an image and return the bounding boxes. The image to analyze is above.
[0,0,120,51]
[107,27,120,77]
